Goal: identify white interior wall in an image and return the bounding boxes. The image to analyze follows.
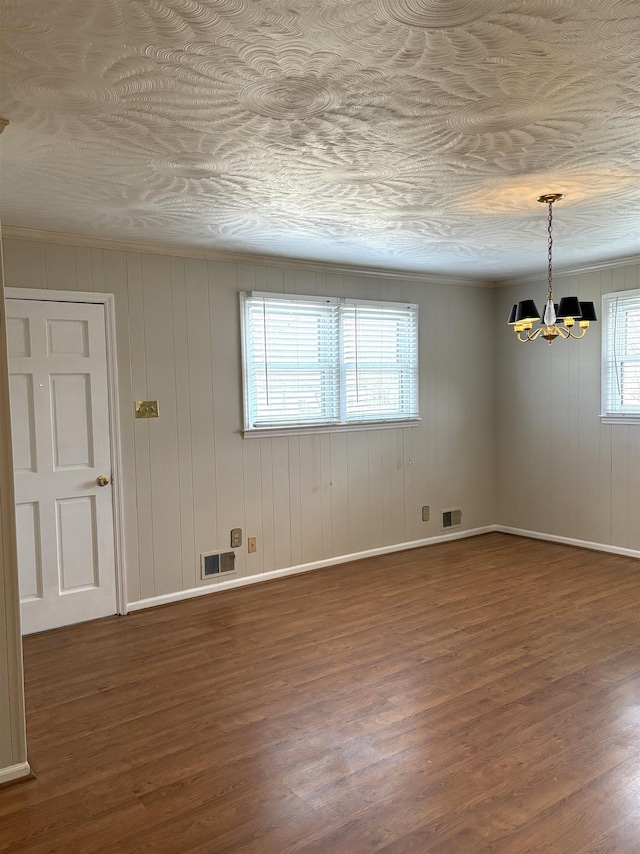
[0,234,29,783]
[496,261,640,550]
[2,236,498,605]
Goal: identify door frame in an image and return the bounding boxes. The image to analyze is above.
[6,287,128,617]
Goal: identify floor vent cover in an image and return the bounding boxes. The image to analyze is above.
[201,550,236,579]
[441,508,462,529]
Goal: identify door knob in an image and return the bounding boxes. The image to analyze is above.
[96,475,110,487]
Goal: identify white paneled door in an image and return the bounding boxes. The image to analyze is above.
[7,299,117,635]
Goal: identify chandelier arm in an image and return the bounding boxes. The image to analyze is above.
[568,328,587,340]
[528,327,545,341]
[556,325,570,338]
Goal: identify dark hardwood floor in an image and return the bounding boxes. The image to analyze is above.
[2,532,640,852]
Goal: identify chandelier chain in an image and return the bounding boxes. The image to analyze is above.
[547,200,554,301]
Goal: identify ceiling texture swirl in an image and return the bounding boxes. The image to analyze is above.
[0,0,639,280]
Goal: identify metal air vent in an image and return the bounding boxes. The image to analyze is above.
[441,508,462,529]
[201,550,236,579]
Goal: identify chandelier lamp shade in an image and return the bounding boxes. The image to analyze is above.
[508,194,597,343]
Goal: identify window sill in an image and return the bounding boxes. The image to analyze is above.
[243,418,421,438]
[600,415,640,425]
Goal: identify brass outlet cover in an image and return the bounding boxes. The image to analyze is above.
[135,400,159,418]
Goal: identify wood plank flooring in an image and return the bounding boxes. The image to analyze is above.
[2,532,640,852]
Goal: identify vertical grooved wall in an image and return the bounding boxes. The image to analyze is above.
[3,237,497,603]
[497,262,640,549]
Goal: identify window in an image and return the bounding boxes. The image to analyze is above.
[240,292,419,433]
[602,289,640,420]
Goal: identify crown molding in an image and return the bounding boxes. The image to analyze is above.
[5,227,635,289]
[494,253,640,287]
[1,227,493,289]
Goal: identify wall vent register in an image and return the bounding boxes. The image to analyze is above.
[442,509,462,529]
[201,551,236,579]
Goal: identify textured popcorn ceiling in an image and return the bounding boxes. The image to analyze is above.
[0,0,639,280]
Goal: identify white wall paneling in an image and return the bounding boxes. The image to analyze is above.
[497,261,640,551]
[3,236,498,606]
[0,231,30,782]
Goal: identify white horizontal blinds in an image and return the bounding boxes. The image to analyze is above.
[241,292,419,431]
[603,290,640,415]
[342,300,419,422]
[243,294,340,428]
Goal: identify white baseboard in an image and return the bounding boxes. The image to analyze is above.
[496,526,640,560]
[127,525,498,612]
[127,524,640,614]
[0,761,31,786]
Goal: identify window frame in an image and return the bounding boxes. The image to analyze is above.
[601,288,640,424]
[240,291,420,437]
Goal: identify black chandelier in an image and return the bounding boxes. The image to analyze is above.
[508,194,597,343]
